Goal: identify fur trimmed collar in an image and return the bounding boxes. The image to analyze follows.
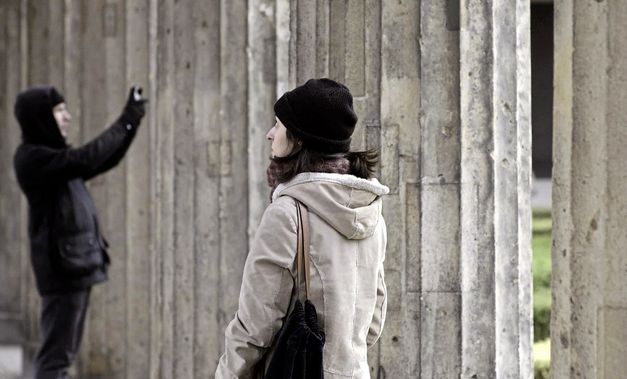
[272,172,389,202]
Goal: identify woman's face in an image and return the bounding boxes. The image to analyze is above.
[52,102,71,138]
[266,117,293,158]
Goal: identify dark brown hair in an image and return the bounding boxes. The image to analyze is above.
[272,129,379,183]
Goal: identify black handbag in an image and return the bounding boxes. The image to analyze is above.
[264,200,325,379]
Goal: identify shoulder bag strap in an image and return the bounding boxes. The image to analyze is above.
[295,201,303,299]
[295,200,311,300]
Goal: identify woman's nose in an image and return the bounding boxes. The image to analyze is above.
[266,128,274,140]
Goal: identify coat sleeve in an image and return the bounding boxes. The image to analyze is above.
[367,261,387,347]
[215,200,297,379]
[80,121,138,181]
[14,119,138,187]
[367,217,387,347]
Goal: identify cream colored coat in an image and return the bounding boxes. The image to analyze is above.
[216,172,389,379]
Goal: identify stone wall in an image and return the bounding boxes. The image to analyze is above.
[0,1,532,377]
[552,0,627,377]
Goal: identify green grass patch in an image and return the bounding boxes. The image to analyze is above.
[532,209,552,373]
[533,286,551,342]
[532,232,551,289]
[533,338,551,379]
[532,213,552,235]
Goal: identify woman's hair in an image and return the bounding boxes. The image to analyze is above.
[272,128,379,183]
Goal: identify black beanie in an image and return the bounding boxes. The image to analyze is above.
[274,78,357,153]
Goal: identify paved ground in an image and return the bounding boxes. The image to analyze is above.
[0,345,22,379]
[532,177,551,210]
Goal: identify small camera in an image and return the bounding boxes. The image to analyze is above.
[132,86,143,102]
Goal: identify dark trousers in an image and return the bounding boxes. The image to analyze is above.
[34,289,91,379]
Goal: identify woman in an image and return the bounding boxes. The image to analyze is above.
[216,78,388,379]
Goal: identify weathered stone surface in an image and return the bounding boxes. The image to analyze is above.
[553,0,627,378]
[419,13,461,375]
[460,0,532,377]
[0,0,18,330]
[0,1,535,377]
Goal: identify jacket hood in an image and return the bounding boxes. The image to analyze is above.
[14,86,67,148]
[272,172,389,240]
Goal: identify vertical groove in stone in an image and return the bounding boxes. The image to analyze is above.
[604,0,627,373]
[404,182,421,377]
[0,1,29,354]
[147,1,160,376]
[20,0,39,363]
[48,0,64,88]
[552,0,609,378]
[191,0,221,376]
[63,0,82,145]
[420,1,462,376]
[172,1,196,378]
[101,0,128,375]
[218,0,249,377]
[80,0,111,376]
[460,0,496,377]
[0,0,18,323]
[328,0,346,83]
[345,0,365,96]
[516,0,533,377]
[493,0,523,375]
[288,0,298,89]
[363,0,381,161]
[380,0,420,377]
[125,0,154,378]
[571,0,607,377]
[276,0,292,96]
[296,0,315,84]
[17,2,30,350]
[315,0,329,78]
[0,2,7,319]
[550,0,574,377]
[249,0,276,239]
[125,0,152,376]
[155,0,176,376]
[343,0,366,149]
[27,0,49,85]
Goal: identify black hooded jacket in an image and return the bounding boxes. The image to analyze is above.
[13,86,142,295]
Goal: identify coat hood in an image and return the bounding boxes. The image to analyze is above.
[14,86,67,148]
[272,172,389,240]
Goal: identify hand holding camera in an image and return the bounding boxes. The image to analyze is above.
[120,85,148,128]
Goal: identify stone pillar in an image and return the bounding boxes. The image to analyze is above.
[0,0,29,346]
[460,0,532,378]
[552,1,627,377]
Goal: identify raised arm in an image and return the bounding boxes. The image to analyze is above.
[14,87,146,187]
[82,87,147,180]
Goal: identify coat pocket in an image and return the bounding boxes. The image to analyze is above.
[57,232,104,275]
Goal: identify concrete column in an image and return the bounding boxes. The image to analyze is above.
[418,1,461,377]
[379,0,420,375]
[460,0,532,378]
[248,0,276,240]
[552,1,627,377]
[0,0,28,346]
